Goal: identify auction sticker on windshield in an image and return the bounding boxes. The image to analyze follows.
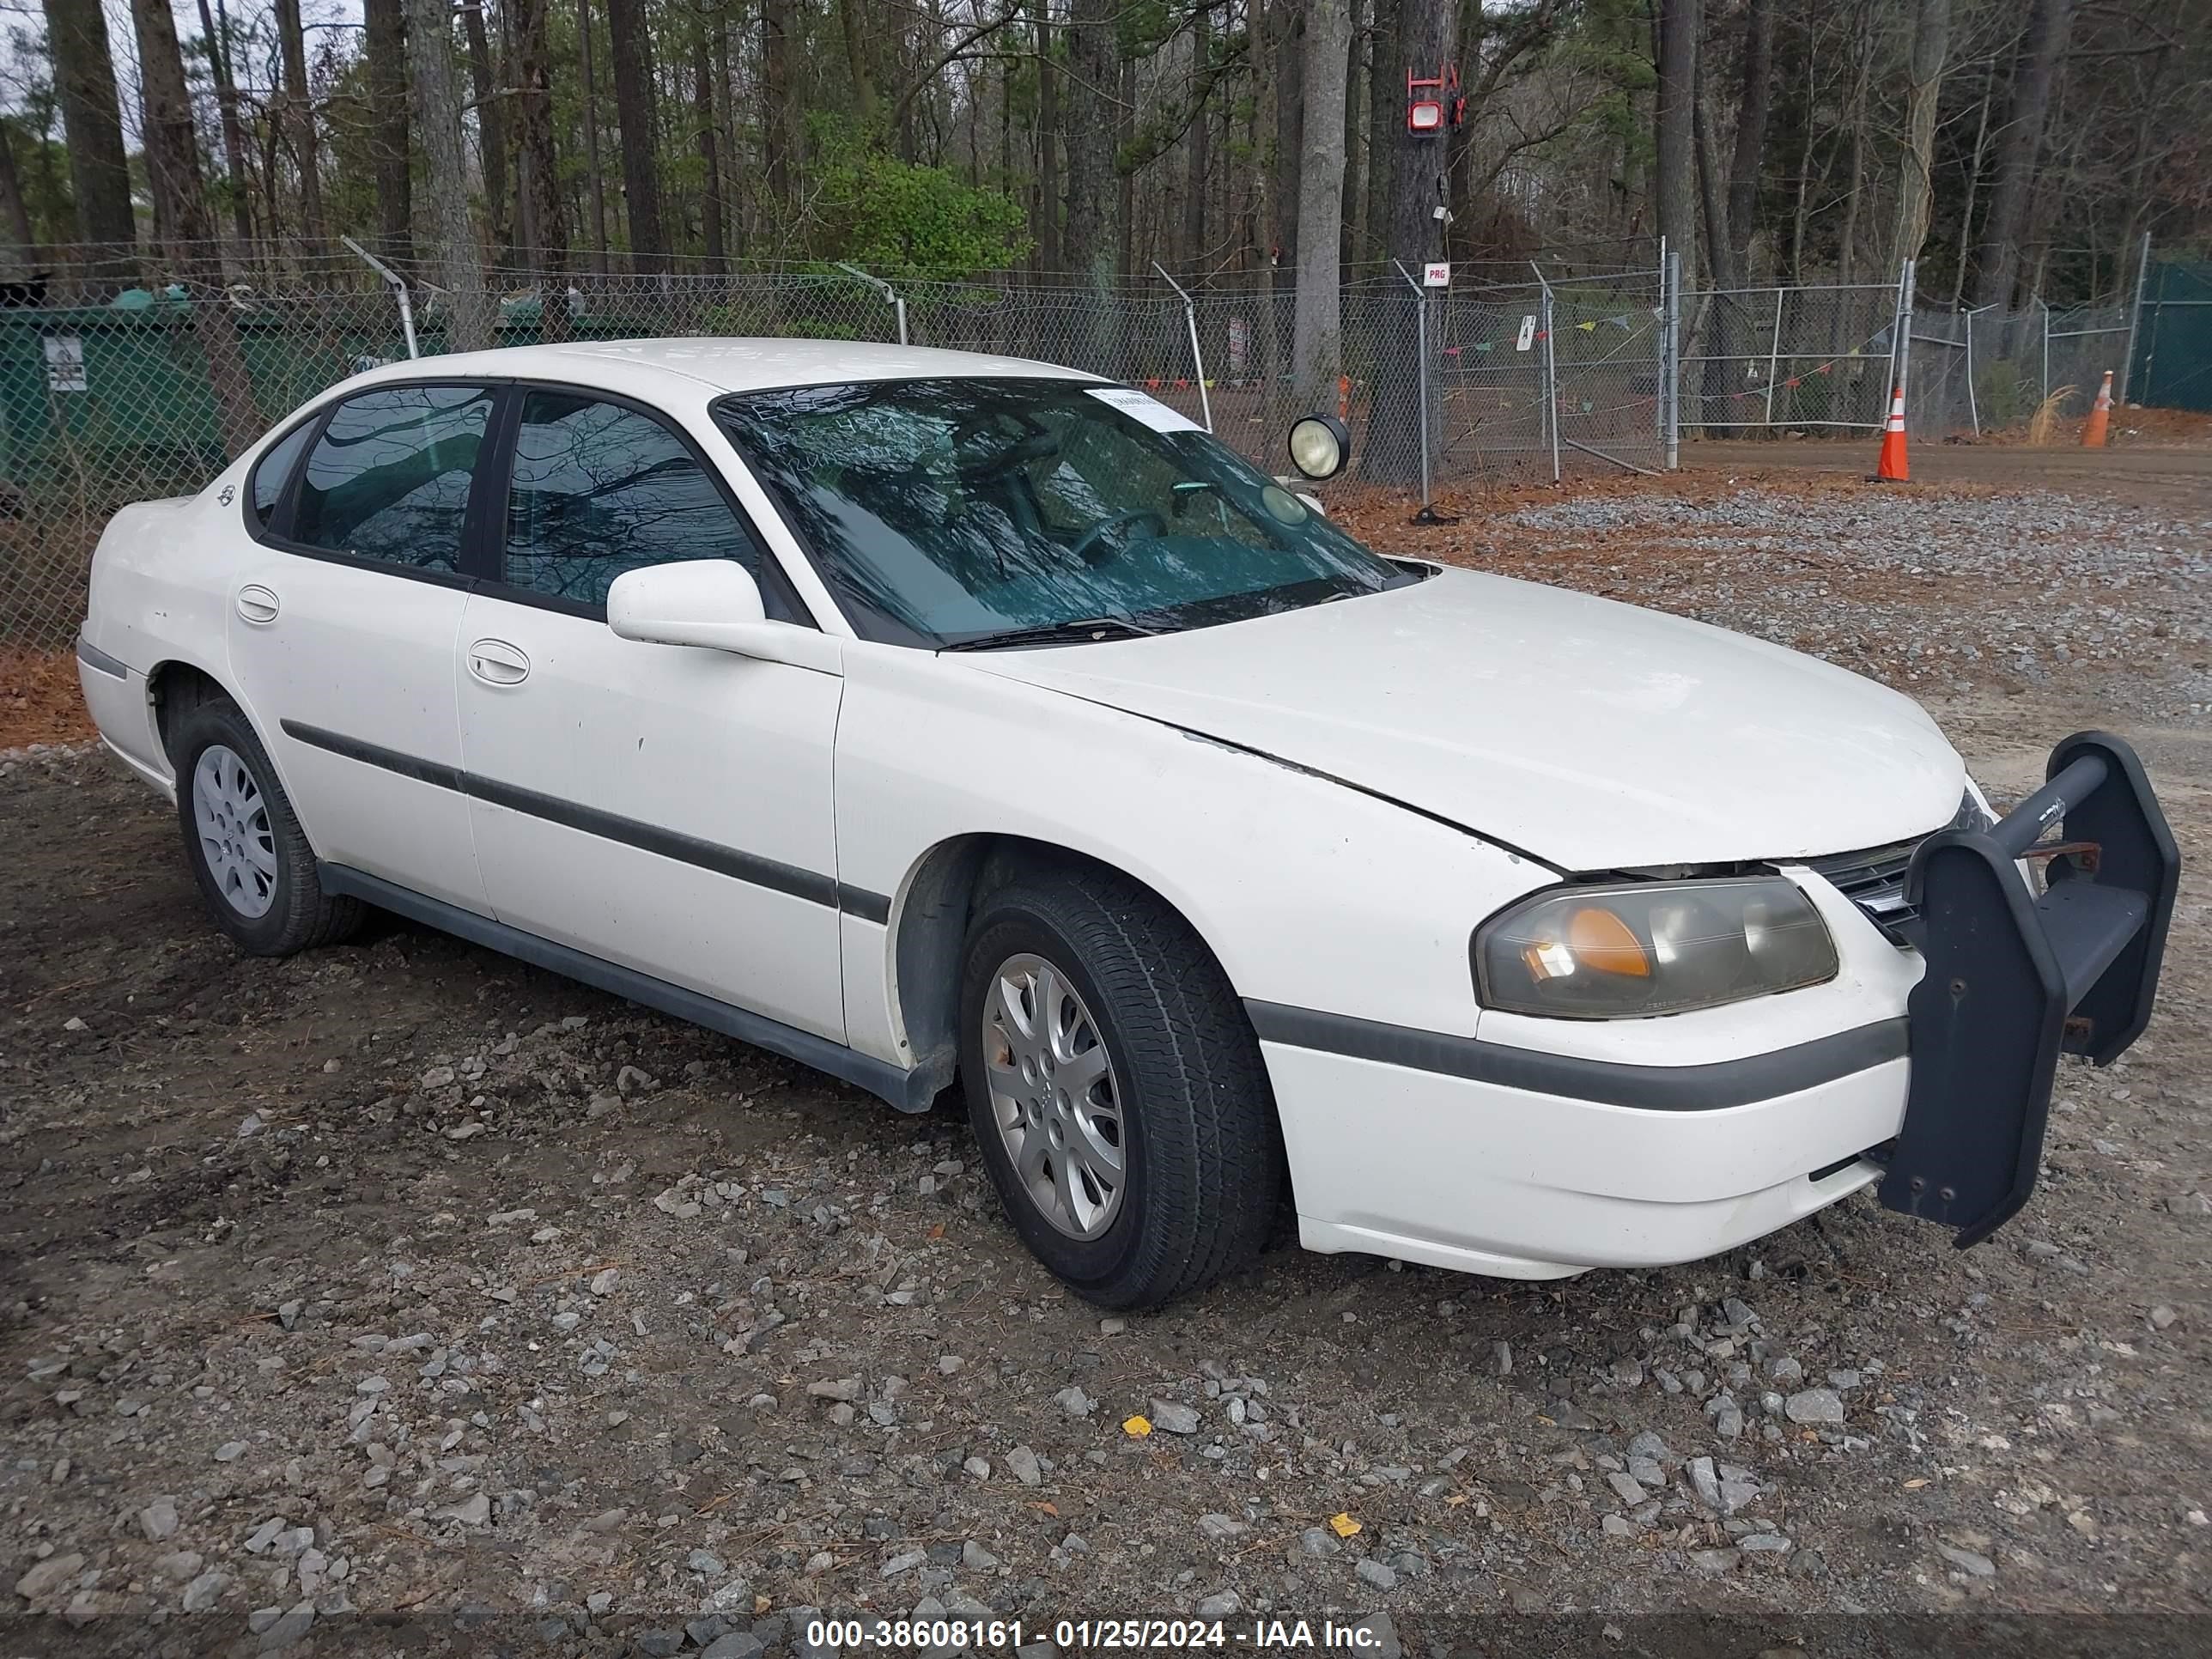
[1088,385,1205,433]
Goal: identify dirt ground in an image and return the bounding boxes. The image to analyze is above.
[4,454,2211,1657]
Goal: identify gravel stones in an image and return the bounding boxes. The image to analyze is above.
[1148,1401,1201,1435]
[1785,1388,1846,1425]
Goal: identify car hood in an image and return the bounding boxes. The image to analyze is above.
[965,567,1965,871]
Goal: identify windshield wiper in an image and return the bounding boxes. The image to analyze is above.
[940,615,1161,652]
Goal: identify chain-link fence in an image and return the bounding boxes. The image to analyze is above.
[0,247,1673,646]
[1678,266,2138,444]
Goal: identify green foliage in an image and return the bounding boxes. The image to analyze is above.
[806,120,1030,279]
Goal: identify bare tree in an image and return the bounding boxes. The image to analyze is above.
[1888,0,1954,272]
[512,0,568,325]
[461,0,511,257]
[408,0,494,348]
[762,0,796,211]
[1295,0,1352,407]
[1973,0,2076,307]
[693,15,726,270]
[127,0,261,455]
[1360,0,1455,481]
[275,0,329,263]
[578,0,610,268]
[365,0,413,264]
[40,0,135,274]
[194,0,256,249]
[607,0,669,271]
[1062,0,1118,309]
[1655,0,1700,293]
[1182,3,1212,263]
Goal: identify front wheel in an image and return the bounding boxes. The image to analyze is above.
[958,864,1283,1310]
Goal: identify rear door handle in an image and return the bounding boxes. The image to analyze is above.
[236,584,280,625]
[467,638,532,686]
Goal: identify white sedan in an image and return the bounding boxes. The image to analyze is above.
[77,340,2177,1309]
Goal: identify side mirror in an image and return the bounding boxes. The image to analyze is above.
[607,560,779,656]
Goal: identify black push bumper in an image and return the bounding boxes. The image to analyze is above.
[1878,732,2179,1247]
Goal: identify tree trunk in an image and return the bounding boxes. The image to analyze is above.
[129,0,260,455]
[512,0,567,330]
[1117,50,1137,280]
[362,0,412,263]
[1063,0,1118,350]
[196,0,256,251]
[1339,0,1363,272]
[275,0,328,265]
[1654,0,1700,295]
[1361,0,1397,263]
[762,0,794,210]
[408,0,493,347]
[578,0,610,270]
[1948,75,1993,308]
[1971,0,2074,308]
[40,0,136,277]
[0,122,38,261]
[694,21,725,270]
[462,0,511,258]
[1294,0,1351,408]
[1723,0,1771,281]
[1358,0,1454,482]
[1887,0,1952,274]
[1182,4,1211,264]
[1036,0,1060,273]
[606,0,667,272]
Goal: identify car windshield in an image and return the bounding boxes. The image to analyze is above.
[714,378,1418,647]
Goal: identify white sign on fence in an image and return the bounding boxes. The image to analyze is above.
[1423,262,1451,288]
[1515,315,1537,352]
[44,335,86,392]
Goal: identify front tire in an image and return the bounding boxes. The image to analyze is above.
[958,863,1283,1310]
[169,695,362,957]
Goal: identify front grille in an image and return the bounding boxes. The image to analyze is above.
[1800,792,1991,947]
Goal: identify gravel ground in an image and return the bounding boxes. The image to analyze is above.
[4,476,2210,1657]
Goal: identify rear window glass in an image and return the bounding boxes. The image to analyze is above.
[290,385,495,572]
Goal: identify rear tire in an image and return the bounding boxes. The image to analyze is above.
[169,695,362,957]
[958,862,1283,1310]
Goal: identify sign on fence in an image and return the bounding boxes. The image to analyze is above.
[1423,263,1451,289]
[43,335,85,392]
[1515,316,1537,352]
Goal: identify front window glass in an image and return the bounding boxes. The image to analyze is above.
[501,391,782,612]
[714,379,1413,647]
[291,385,494,572]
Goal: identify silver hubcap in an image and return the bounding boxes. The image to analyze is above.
[191,744,277,920]
[981,952,1126,1239]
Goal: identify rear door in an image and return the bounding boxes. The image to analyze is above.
[453,385,848,1041]
[225,381,497,912]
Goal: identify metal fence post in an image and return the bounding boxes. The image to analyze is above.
[2120,230,2152,405]
[1763,287,1784,424]
[1534,271,1561,483]
[1656,236,1668,461]
[1152,262,1213,432]
[1895,258,1917,407]
[1665,247,1681,469]
[836,263,908,345]
[1394,261,1434,516]
[342,235,418,359]
[2039,295,2051,403]
[1964,303,1994,436]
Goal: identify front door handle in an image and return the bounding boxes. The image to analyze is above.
[236,584,280,625]
[467,638,532,686]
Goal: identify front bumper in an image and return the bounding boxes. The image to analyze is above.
[1260,731,2176,1279]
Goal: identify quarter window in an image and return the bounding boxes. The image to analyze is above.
[290,385,494,571]
[501,391,780,612]
[247,418,313,531]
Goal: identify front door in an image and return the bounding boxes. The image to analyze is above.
[454,386,848,1041]
[225,381,497,913]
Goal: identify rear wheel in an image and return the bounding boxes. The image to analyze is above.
[958,863,1282,1310]
[169,695,362,956]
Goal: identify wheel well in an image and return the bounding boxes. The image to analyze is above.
[149,661,227,762]
[889,834,1236,1097]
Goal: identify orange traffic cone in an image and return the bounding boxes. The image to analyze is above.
[2081,370,2113,447]
[1870,385,1909,483]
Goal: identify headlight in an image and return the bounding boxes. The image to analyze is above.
[1474,877,1838,1019]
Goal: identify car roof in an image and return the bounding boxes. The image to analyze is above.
[343,337,1105,404]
